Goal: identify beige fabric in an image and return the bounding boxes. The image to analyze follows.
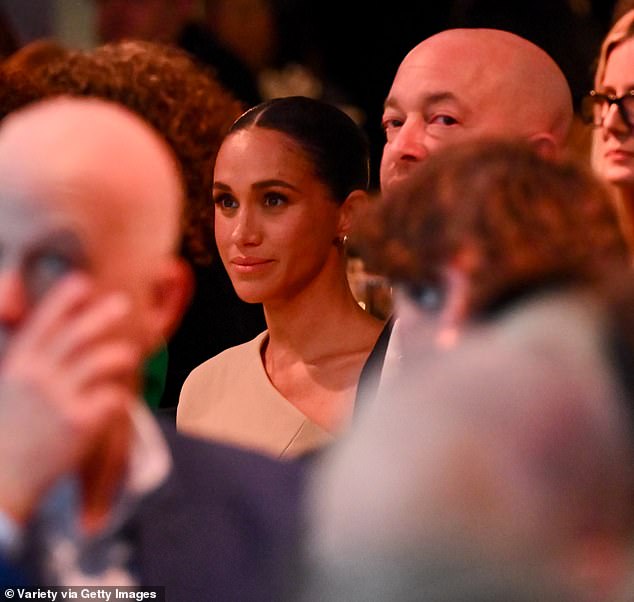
[177,331,334,459]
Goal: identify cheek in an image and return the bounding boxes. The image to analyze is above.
[279,211,338,256]
[214,213,233,249]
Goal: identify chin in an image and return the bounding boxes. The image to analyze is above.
[605,167,634,190]
[231,284,267,305]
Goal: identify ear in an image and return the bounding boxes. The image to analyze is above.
[143,257,194,353]
[337,189,370,240]
[528,132,559,160]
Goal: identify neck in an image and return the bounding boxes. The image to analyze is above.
[263,255,371,359]
[621,187,634,214]
[615,187,634,256]
[77,404,133,535]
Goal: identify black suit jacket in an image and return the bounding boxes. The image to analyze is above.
[22,418,307,602]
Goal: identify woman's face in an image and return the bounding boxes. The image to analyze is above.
[213,127,344,305]
[598,37,634,188]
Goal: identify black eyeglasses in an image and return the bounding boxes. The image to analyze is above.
[580,90,634,131]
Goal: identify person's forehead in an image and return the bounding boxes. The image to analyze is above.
[0,168,98,234]
[0,188,87,263]
[391,42,505,107]
[602,38,634,87]
[0,99,183,263]
[217,128,314,177]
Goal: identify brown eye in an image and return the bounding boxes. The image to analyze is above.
[263,193,287,208]
[214,194,239,210]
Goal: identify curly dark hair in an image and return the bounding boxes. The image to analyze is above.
[17,39,244,264]
[355,139,631,315]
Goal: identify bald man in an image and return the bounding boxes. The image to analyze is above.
[0,97,302,600]
[379,28,573,195]
[356,29,575,407]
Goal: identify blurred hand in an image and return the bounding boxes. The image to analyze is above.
[0,274,140,523]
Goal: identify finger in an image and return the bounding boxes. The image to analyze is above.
[75,384,134,433]
[7,273,95,354]
[45,293,132,364]
[67,342,141,391]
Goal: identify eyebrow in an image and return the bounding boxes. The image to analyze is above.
[27,228,89,266]
[213,179,301,192]
[30,227,84,249]
[598,85,634,94]
[383,91,462,111]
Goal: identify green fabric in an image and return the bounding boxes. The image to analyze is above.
[143,344,169,409]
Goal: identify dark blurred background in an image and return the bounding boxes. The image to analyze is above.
[0,0,626,186]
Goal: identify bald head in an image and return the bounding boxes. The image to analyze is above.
[0,97,183,260]
[0,97,191,356]
[380,28,573,194]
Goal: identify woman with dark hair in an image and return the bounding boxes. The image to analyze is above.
[177,96,383,458]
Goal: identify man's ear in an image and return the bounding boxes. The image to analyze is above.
[337,189,370,240]
[528,132,558,160]
[144,257,194,352]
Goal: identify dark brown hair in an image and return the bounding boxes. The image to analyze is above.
[12,39,243,263]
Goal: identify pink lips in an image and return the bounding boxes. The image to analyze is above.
[605,149,634,162]
[230,256,274,274]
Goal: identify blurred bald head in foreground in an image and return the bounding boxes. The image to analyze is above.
[0,95,190,347]
[380,28,573,195]
[0,96,191,461]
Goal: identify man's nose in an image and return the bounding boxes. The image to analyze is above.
[391,119,429,161]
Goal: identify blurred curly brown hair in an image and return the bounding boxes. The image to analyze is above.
[16,39,244,264]
[355,139,631,315]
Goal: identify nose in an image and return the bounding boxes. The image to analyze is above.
[0,268,29,330]
[231,206,262,247]
[390,118,429,162]
[602,103,631,138]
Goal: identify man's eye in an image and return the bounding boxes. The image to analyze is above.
[26,253,79,305]
[381,118,403,133]
[214,194,238,210]
[36,253,74,278]
[428,114,458,126]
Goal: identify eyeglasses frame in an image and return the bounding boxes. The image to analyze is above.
[581,89,634,132]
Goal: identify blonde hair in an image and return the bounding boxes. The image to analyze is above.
[591,9,634,253]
